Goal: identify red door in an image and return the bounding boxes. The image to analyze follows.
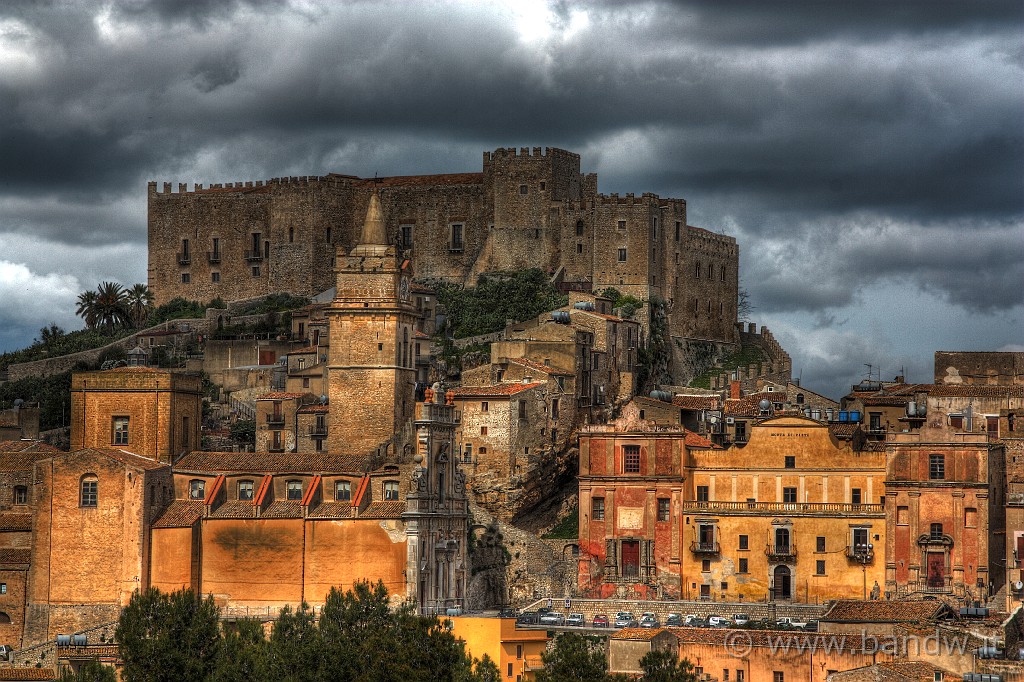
[927,553,945,588]
[621,541,640,579]
[259,350,276,365]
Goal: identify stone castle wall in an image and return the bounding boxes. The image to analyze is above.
[148,147,740,353]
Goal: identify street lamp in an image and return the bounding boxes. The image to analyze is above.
[856,543,874,600]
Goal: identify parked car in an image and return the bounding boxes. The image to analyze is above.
[566,613,585,627]
[539,612,565,625]
[639,614,660,628]
[682,614,698,626]
[665,613,684,627]
[0,645,11,662]
[497,607,517,619]
[592,614,610,628]
[614,613,638,628]
[689,617,708,628]
[538,607,553,616]
[708,615,731,627]
[803,620,819,632]
[516,611,540,626]
[776,617,809,630]
[732,614,750,626]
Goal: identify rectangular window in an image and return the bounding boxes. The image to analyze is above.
[949,414,963,429]
[695,262,701,279]
[336,480,351,501]
[697,485,709,502]
[449,224,464,251]
[774,672,784,682]
[0,583,5,594]
[738,558,748,573]
[737,671,744,682]
[211,271,220,283]
[252,265,261,277]
[623,445,640,473]
[383,481,399,500]
[851,488,862,504]
[617,248,627,262]
[617,220,626,230]
[112,416,130,445]
[481,426,488,436]
[287,480,302,500]
[13,486,27,505]
[519,184,528,194]
[551,399,559,419]
[518,400,527,419]
[738,534,748,550]
[675,221,680,241]
[181,272,191,284]
[238,480,254,500]
[592,497,605,521]
[482,401,488,412]
[734,421,747,442]
[929,454,945,480]
[400,224,413,249]
[816,560,826,575]
[783,487,797,503]
[211,237,220,260]
[852,527,869,552]
[816,536,826,553]
[784,455,795,468]
[80,479,97,507]
[657,498,670,521]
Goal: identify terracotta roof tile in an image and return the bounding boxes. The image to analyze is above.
[0,669,57,680]
[415,330,430,339]
[724,392,774,416]
[0,513,33,531]
[361,500,406,518]
[673,395,721,410]
[929,384,1024,397]
[669,628,879,653]
[829,423,860,438]
[296,404,330,414]
[286,347,318,355]
[67,448,167,471]
[860,396,912,406]
[611,627,677,641]
[822,600,947,622]
[174,451,370,474]
[208,500,257,519]
[308,502,354,519]
[507,357,573,376]
[0,548,31,564]
[684,431,716,448]
[256,392,309,400]
[152,500,204,528]
[876,662,960,682]
[451,382,542,397]
[573,309,626,322]
[261,501,303,518]
[0,441,60,455]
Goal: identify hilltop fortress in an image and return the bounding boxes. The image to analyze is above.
[148,147,740,356]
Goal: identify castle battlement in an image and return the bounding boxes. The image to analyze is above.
[483,146,579,163]
[149,175,352,195]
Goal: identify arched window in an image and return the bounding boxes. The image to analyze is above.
[335,480,351,502]
[796,393,805,405]
[80,475,98,508]
[13,485,27,505]
[383,481,399,500]
[189,479,205,500]
[287,480,303,500]
[0,612,11,624]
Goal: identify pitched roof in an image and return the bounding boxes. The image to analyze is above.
[0,669,57,680]
[174,451,370,474]
[152,500,204,528]
[829,423,860,439]
[451,382,543,397]
[611,627,677,641]
[0,548,31,564]
[307,501,354,519]
[876,662,960,682]
[256,392,309,400]
[208,500,257,519]
[261,501,303,519]
[724,392,775,416]
[361,500,406,518]
[673,395,721,410]
[60,448,167,471]
[684,431,716,448]
[0,513,33,531]
[507,357,573,376]
[0,440,60,456]
[928,384,1024,397]
[822,600,947,623]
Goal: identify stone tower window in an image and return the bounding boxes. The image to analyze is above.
[695,262,701,278]
[617,248,626,262]
[576,220,584,236]
[13,486,27,505]
[112,416,130,445]
[181,273,190,284]
[519,184,528,195]
[617,220,626,230]
[675,221,681,241]
[449,224,464,252]
[289,226,294,243]
[80,475,98,508]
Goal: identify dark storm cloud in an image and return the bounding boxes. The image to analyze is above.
[0,0,1020,366]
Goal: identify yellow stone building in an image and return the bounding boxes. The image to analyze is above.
[448,616,549,681]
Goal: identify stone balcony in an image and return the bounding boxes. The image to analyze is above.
[680,500,883,517]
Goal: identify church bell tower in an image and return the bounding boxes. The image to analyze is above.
[325,190,417,454]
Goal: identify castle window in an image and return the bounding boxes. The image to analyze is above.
[617,220,626,230]
[519,184,528,195]
[576,220,584,236]
[289,226,294,243]
[400,224,413,249]
[721,266,726,281]
[211,272,220,283]
[481,426,487,436]
[181,273,190,284]
[13,486,27,505]
[189,479,205,500]
[210,237,220,262]
[0,613,10,624]
[383,480,399,500]
[326,227,332,242]
[449,224,464,252]
[657,498,670,521]
[287,480,303,500]
[576,243,582,254]
[591,497,605,521]
[264,241,270,260]
[80,475,98,508]
[623,445,640,473]
[518,400,527,420]
[675,221,680,241]
[252,266,261,277]
[617,248,626,262]
[238,480,254,501]
[796,393,804,404]
[112,416,130,445]
[929,454,945,480]
[335,480,351,501]
[695,262,701,278]
[708,263,714,278]
[179,238,190,264]
[481,401,488,412]
[534,228,540,239]
[540,182,545,190]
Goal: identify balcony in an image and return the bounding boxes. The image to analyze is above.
[679,500,883,517]
[207,250,222,264]
[245,250,264,261]
[690,541,720,555]
[265,413,285,426]
[308,425,328,439]
[845,545,875,563]
[765,544,797,562]
[177,252,191,265]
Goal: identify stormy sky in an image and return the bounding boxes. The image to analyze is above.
[1,0,1021,399]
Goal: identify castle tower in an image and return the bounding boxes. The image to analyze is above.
[325,191,418,454]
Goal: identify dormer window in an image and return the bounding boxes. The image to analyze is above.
[189,479,205,500]
[287,480,303,500]
[383,481,400,500]
[238,480,254,501]
[335,481,351,501]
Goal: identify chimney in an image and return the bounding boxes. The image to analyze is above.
[730,381,741,400]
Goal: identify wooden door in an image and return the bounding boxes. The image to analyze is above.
[621,540,640,579]
[927,552,945,588]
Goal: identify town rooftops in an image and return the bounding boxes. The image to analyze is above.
[152,500,204,528]
[451,382,543,397]
[724,391,775,416]
[611,627,678,641]
[54,448,167,471]
[821,600,952,623]
[672,395,722,410]
[0,548,32,565]
[256,392,310,400]
[0,513,33,532]
[0,668,57,680]
[668,627,879,653]
[506,357,573,376]
[832,662,961,682]
[174,451,371,474]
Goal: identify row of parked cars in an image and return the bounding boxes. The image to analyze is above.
[515,609,817,632]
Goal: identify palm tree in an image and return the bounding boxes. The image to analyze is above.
[94,281,129,333]
[125,283,155,328]
[76,289,99,329]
